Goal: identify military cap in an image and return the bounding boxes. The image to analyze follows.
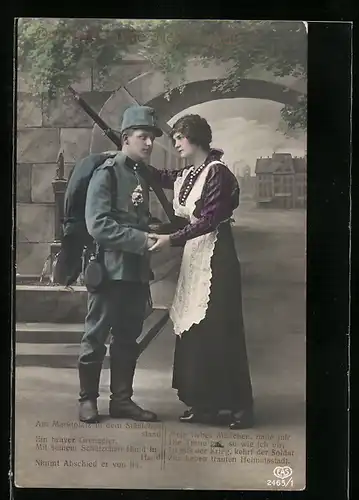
[120,105,163,137]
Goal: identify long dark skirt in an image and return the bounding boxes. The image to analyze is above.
[172,223,253,412]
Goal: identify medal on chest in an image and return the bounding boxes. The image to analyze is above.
[131,166,144,208]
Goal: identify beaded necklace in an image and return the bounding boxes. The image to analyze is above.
[179,161,208,205]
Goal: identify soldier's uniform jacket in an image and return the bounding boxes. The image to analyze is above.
[85,151,152,283]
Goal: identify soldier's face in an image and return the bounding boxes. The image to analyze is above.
[172,133,197,158]
[125,129,155,161]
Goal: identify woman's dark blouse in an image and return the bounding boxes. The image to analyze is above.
[147,150,240,247]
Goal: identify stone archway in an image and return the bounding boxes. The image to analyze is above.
[145,78,303,123]
[90,64,306,154]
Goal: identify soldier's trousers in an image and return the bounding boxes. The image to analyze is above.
[78,280,149,402]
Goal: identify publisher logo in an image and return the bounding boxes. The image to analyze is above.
[273,466,293,479]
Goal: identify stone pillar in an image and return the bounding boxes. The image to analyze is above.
[50,150,67,265]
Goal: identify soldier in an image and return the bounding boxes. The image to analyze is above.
[78,105,162,423]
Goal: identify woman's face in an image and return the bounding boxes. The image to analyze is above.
[172,132,199,159]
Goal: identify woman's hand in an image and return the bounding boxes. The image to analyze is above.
[148,234,171,252]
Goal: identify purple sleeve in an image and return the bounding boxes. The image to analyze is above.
[169,163,239,247]
[146,164,185,190]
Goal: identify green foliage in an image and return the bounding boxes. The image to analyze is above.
[17,19,307,130]
[17,18,139,96]
[142,20,306,82]
[279,95,307,133]
[140,20,307,132]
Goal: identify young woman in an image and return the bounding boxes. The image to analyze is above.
[148,114,254,429]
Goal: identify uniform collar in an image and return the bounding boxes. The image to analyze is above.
[111,150,140,171]
[125,156,138,169]
[124,154,145,171]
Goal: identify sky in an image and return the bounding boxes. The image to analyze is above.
[168,98,307,174]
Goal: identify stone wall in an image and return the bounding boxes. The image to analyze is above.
[16,60,181,275]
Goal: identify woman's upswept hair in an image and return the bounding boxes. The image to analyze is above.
[170,114,212,151]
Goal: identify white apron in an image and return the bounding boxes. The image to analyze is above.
[169,161,225,336]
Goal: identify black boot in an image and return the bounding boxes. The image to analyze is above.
[108,349,157,422]
[229,408,254,429]
[78,362,102,423]
[179,408,214,424]
[179,408,216,424]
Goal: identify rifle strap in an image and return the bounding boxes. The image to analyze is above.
[94,162,117,261]
[108,164,118,210]
[138,164,175,222]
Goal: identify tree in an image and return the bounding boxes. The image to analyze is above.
[139,20,307,133]
[17,18,140,96]
[17,19,307,131]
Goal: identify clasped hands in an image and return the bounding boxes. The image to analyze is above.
[146,233,171,252]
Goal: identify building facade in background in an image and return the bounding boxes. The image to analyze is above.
[255,153,307,209]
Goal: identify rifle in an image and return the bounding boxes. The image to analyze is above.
[67,85,181,226]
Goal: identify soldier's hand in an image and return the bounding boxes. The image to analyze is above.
[146,236,158,249]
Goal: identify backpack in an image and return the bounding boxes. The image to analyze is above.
[52,151,118,286]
